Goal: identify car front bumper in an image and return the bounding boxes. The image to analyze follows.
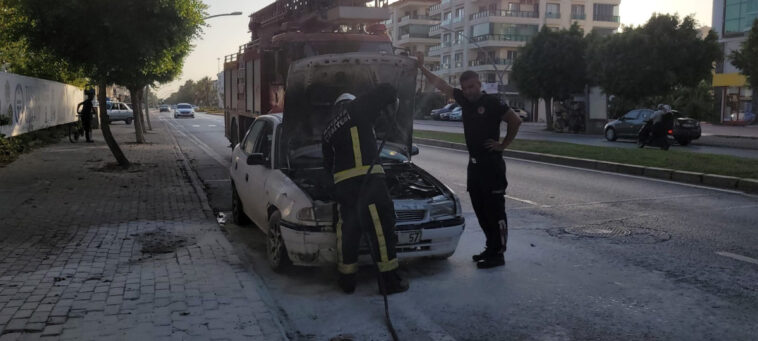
[279,217,465,266]
[175,111,194,117]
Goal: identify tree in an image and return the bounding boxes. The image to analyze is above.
[511,24,588,130]
[11,0,205,166]
[588,14,722,103]
[729,18,758,117]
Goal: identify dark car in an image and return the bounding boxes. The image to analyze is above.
[159,104,170,112]
[604,109,701,145]
[430,103,458,120]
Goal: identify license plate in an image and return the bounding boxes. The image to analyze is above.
[397,230,421,245]
[681,124,693,128]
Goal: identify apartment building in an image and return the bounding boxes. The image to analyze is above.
[712,0,757,123]
[424,0,620,108]
[386,0,442,90]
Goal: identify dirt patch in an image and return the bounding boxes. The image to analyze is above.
[90,162,157,173]
[133,229,191,254]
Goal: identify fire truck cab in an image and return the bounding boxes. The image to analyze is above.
[223,0,392,146]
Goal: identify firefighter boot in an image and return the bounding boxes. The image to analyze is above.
[378,270,409,295]
[476,253,505,269]
[472,248,497,262]
[338,273,356,294]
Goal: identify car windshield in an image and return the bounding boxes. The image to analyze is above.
[177,104,192,109]
[282,142,409,169]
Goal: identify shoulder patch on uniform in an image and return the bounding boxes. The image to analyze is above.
[477,106,485,115]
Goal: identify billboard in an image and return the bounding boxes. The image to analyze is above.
[0,72,82,137]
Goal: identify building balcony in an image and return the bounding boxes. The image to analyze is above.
[571,13,586,20]
[470,10,539,21]
[398,14,436,23]
[545,12,560,19]
[468,58,514,67]
[594,15,620,23]
[429,3,442,14]
[397,33,439,46]
[429,23,442,36]
[471,34,532,44]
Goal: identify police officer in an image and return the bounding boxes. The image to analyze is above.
[76,89,95,143]
[322,83,409,294]
[416,52,521,269]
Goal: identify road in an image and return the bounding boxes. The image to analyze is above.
[415,120,758,159]
[163,111,758,340]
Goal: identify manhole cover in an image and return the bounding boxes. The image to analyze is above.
[553,221,671,244]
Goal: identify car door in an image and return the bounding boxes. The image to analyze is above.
[636,109,653,132]
[121,103,132,119]
[233,120,265,223]
[246,120,276,226]
[618,110,640,137]
[107,102,117,120]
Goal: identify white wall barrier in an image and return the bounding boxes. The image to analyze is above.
[0,72,83,137]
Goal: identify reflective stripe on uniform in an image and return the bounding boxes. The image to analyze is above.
[350,127,362,169]
[338,262,358,274]
[368,203,398,273]
[333,165,384,183]
[336,208,358,274]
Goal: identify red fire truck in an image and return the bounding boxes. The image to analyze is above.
[222,0,392,146]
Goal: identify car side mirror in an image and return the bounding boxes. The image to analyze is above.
[246,153,265,165]
[411,144,420,156]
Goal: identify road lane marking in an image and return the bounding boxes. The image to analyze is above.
[192,124,200,127]
[162,117,230,168]
[416,144,753,196]
[716,251,758,265]
[208,124,217,127]
[505,195,540,206]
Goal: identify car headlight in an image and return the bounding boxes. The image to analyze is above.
[429,200,455,220]
[296,201,334,222]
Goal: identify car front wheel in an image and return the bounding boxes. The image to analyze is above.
[605,127,617,141]
[267,211,291,272]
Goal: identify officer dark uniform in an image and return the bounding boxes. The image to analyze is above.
[321,84,409,295]
[453,88,509,268]
[76,91,95,142]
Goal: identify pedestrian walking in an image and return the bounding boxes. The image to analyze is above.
[416,52,522,269]
[76,89,95,142]
[321,83,409,294]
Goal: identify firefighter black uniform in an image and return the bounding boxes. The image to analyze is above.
[453,88,509,268]
[321,84,409,295]
[76,94,94,142]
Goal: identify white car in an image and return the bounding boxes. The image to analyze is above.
[230,53,465,271]
[174,103,195,118]
[106,102,134,124]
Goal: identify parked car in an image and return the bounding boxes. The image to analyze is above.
[159,104,170,112]
[604,108,701,145]
[430,103,458,120]
[448,107,462,121]
[174,103,195,118]
[106,102,134,124]
[230,53,464,271]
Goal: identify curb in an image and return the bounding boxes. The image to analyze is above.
[414,137,758,194]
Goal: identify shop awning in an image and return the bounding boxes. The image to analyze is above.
[713,73,747,87]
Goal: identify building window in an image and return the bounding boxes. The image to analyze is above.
[454,8,464,22]
[443,11,452,24]
[593,4,619,22]
[455,31,464,44]
[724,0,758,36]
[507,50,518,60]
[546,3,560,19]
[442,55,451,69]
[454,53,463,68]
[571,5,585,20]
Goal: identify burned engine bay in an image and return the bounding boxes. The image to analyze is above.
[285,163,445,201]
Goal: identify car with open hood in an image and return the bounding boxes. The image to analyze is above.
[229,53,465,271]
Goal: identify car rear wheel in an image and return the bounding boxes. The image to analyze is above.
[605,127,617,141]
[676,138,691,146]
[231,185,250,225]
[267,211,291,272]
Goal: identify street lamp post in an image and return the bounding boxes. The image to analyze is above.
[203,11,243,20]
[440,27,505,92]
[203,11,242,20]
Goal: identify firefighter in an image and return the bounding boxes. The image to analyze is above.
[416,52,521,269]
[321,83,409,295]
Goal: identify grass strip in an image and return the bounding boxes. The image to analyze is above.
[414,130,758,180]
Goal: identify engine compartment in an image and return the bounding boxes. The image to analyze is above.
[286,163,444,201]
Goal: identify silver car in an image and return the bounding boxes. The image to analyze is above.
[106,102,134,124]
[174,103,195,118]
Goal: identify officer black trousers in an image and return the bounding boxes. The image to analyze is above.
[467,155,508,254]
[334,174,399,275]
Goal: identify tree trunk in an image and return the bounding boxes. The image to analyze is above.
[137,90,147,134]
[98,81,130,168]
[128,86,146,143]
[144,86,153,131]
[752,87,757,124]
[544,98,554,131]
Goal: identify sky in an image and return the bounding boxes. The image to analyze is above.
[155,0,714,99]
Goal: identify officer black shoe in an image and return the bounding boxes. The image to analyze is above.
[472,249,495,262]
[338,273,356,294]
[476,254,505,269]
[378,270,409,295]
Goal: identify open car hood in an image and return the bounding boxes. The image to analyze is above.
[282,52,418,159]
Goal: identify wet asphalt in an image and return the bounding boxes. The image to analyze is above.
[165,111,758,340]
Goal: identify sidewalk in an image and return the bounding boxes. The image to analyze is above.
[0,121,288,339]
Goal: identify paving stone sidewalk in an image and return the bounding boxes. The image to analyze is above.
[0,120,288,340]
